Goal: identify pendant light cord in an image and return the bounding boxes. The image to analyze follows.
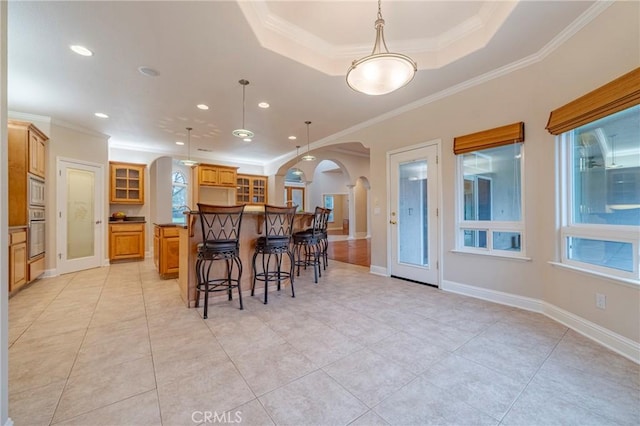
[242,84,246,128]
[306,121,311,154]
[186,127,192,161]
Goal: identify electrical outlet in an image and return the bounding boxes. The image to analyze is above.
[596,293,606,310]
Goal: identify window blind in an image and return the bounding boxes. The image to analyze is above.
[453,122,524,155]
[546,67,640,135]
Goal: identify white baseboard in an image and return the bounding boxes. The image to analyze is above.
[543,303,640,364]
[369,265,388,276]
[43,268,58,278]
[441,280,543,313]
[441,279,639,364]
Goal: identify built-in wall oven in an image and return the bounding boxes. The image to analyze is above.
[29,207,45,259]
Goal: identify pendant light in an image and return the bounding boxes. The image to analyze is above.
[232,79,254,141]
[609,133,622,168]
[346,0,417,96]
[292,145,304,176]
[301,121,315,161]
[180,127,198,166]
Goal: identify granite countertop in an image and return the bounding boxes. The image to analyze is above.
[109,216,146,223]
[154,223,183,227]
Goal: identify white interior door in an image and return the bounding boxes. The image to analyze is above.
[389,144,439,285]
[57,159,104,274]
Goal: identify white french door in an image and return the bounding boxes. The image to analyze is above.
[389,143,440,286]
[57,159,104,274]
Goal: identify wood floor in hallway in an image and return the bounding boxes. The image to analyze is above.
[327,238,370,267]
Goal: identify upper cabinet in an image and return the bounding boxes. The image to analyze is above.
[28,130,47,178]
[237,174,268,205]
[194,164,238,187]
[8,120,49,226]
[110,161,146,204]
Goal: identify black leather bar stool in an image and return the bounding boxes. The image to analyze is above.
[292,207,326,283]
[251,205,297,304]
[195,203,245,318]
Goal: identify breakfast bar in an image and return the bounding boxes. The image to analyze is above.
[177,205,313,308]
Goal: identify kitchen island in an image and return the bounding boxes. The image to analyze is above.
[178,206,313,308]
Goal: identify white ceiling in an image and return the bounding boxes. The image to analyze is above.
[8,0,597,166]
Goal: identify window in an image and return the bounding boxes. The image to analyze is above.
[172,170,188,224]
[559,104,640,279]
[324,195,335,222]
[457,143,524,256]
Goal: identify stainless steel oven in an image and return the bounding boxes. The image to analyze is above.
[29,207,45,258]
[28,174,46,206]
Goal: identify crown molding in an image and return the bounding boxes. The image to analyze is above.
[239,0,517,73]
[8,111,51,123]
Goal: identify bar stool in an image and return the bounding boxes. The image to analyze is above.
[318,208,331,270]
[251,205,297,304]
[195,203,245,319]
[292,207,326,283]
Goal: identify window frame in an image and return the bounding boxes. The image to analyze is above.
[558,132,640,281]
[456,143,526,258]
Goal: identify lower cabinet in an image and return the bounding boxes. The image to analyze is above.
[109,222,145,261]
[9,228,27,292]
[154,225,180,278]
[28,256,45,283]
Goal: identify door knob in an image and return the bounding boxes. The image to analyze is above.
[95,220,102,225]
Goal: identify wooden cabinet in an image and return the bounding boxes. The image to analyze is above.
[195,164,238,187]
[154,225,180,278]
[237,174,268,204]
[29,256,45,283]
[109,222,145,261]
[8,120,49,226]
[9,228,28,292]
[29,131,47,178]
[110,162,146,204]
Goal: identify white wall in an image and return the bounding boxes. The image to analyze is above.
[320,2,640,345]
[149,156,173,225]
[0,2,9,423]
[308,160,349,211]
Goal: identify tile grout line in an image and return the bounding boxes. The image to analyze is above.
[47,269,110,425]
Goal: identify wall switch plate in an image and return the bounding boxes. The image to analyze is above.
[596,293,606,310]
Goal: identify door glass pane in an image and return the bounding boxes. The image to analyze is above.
[291,188,304,212]
[398,160,428,266]
[67,168,95,259]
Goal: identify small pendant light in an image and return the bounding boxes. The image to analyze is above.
[301,121,315,161]
[292,145,304,175]
[180,127,198,166]
[232,79,254,141]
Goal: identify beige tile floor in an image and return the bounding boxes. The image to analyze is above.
[8,259,640,426]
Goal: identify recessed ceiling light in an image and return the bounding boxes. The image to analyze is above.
[70,45,93,56]
[94,112,109,119]
[197,104,209,110]
[243,138,252,142]
[288,136,297,140]
[258,102,270,109]
[175,141,184,145]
